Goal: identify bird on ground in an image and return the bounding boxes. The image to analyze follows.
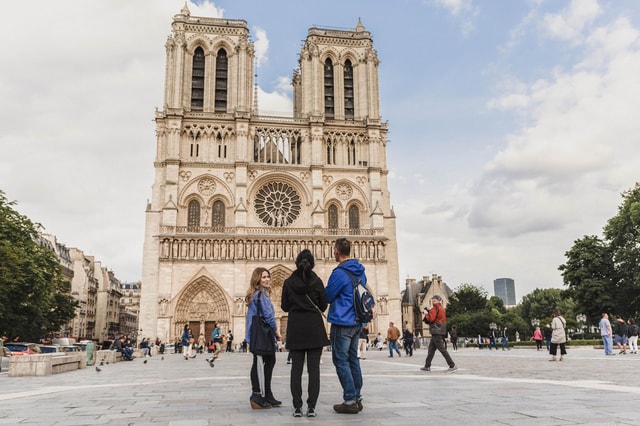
[161,356,164,361]
[95,366,101,372]
[143,359,148,364]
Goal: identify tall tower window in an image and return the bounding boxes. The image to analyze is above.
[324,58,334,118]
[348,204,360,229]
[344,59,354,120]
[326,139,336,165]
[215,49,228,112]
[191,47,205,111]
[187,200,201,230]
[212,200,225,227]
[328,205,339,229]
[348,140,356,165]
[216,134,227,159]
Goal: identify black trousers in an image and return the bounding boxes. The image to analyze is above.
[424,334,455,368]
[250,352,276,395]
[549,342,567,356]
[289,348,323,409]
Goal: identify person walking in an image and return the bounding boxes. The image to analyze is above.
[543,324,553,352]
[245,267,282,409]
[501,327,510,351]
[358,325,369,360]
[181,325,193,360]
[403,327,414,356]
[421,295,457,373]
[487,328,498,350]
[325,237,367,414]
[627,318,638,354]
[226,331,234,352]
[600,313,614,356]
[449,325,458,352]
[387,322,402,358]
[614,315,628,355]
[211,322,222,359]
[532,326,543,351]
[281,249,330,418]
[549,309,567,361]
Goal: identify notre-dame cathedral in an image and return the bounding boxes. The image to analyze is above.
[139,4,400,344]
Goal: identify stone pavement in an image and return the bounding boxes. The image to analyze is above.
[1,345,639,425]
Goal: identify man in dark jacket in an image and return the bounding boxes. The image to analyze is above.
[421,295,456,373]
[325,238,367,414]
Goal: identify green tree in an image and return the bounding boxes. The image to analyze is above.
[446,283,488,317]
[0,190,78,341]
[487,296,507,315]
[518,288,575,326]
[558,235,615,322]
[603,183,640,318]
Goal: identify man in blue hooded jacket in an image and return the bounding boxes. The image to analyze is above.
[325,237,367,414]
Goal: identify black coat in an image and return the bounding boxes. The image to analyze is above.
[281,270,330,350]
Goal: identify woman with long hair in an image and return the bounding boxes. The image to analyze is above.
[181,324,193,360]
[281,249,329,417]
[245,267,282,409]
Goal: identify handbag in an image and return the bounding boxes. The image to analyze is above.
[249,292,277,355]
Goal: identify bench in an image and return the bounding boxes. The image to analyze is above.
[8,352,85,377]
[95,349,124,364]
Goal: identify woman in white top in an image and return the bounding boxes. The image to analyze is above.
[549,309,567,361]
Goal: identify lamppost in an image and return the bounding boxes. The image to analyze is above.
[576,314,587,339]
[531,318,540,330]
[489,322,497,333]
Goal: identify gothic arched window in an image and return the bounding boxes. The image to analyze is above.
[187,199,201,230]
[348,204,360,230]
[344,59,354,119]
[324,58,334,118]
[348,140,356,165]
[328,205,339,229]
[191,47,205,111]
[212,200,225,227]
[215,49,228,112]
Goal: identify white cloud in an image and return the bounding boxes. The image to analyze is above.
[428,0,478,36]
[253,26,269,67]
[541,0,602,42]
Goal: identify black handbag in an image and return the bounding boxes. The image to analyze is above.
[249,292,277,355]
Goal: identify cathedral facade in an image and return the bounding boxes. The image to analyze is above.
[139,5,400,344]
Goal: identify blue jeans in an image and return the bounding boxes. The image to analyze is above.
[501,337,509,350]
[330,324,362,403]
[603,335,613,355]
[388,340,400,357]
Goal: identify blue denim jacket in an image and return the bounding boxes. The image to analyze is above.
[245,289,278,344]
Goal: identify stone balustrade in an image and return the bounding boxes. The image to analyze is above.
[8,352,85,377]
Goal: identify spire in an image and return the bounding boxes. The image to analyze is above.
[180,2,190,17]
[253,57,259,115]
[355,18,365,32]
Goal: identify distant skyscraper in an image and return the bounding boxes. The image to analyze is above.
[494,278,516,306]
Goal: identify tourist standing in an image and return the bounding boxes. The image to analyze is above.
[614,315,628,355]
[501,327,510,351]
[627,318,638,354]
[532,326,543,351]
[245,267,282,409]
[281,249,329,418]
[358,325,369,360]
[421,295,457,372]
[181,325,193,360]
[449,325,458,352]
[211,322,222,359]
[387,322,402,358]
[549,309,567,361]
[403,327,414,356]
[325,238,367,414]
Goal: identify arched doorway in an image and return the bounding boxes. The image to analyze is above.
[174,276,231,341]
[269,265,291,341]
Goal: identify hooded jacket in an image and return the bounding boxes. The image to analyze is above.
[325,258,367,326]
[281,270,330,350]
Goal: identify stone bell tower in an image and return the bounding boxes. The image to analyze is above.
[139,5,400,344]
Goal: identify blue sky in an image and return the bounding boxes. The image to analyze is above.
[1,0,639,300]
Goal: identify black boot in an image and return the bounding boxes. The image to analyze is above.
[249,393,271,409]
[264,392,282,407]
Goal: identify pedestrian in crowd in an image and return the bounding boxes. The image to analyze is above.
[387,322,402,358]
[245,267,282,409]
[421,295,457,373]
[549,309,567,361]
[281,249,330,418]
[140,337,151,357]
[488,328,498,350]
[599,313,614,356]
[543,324,552,352]
[614,315,628,355]
[627,318,638,354]
[325,237,367,414]
[114,336,134,361]
[174,337,180,354]
[501,327,510,351]
[374,333,383,350]
[197,333,206,354]
[477,334,484,350]
[403,326,414,356]
[181,325,193,360]
[449,325,458,352]
[532,326,543,351]
[226,331,234,352]
[211,322,222,359]
[241,339,248,353]
[358,325,369,360]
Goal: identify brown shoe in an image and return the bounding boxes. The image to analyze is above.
[333,402,359,414]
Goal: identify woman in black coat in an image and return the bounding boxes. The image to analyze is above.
[281,249,330,417]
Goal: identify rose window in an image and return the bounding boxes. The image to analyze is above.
[254,182,301,227]
[197,178,216,196]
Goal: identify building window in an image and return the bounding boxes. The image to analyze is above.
[212,200,225,227]
[215,49,228,112]
[348,140,356,165]
[324,58,334,118]
[187,200,200,230]
[191,47,205,111]
[326,138,336,165]
[344,59,354,119]
[254,181,301,227]
[328,205,339,229]
[348,204,360,229]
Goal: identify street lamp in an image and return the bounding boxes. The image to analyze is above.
[576,314,587,339]
[489,322,497,331]
[531,318,540,330]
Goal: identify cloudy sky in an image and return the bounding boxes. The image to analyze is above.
[2,0,639,301]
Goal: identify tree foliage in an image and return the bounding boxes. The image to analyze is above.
[0,190,78,341]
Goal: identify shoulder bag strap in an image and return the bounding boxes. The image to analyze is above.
[305,294,327,320]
